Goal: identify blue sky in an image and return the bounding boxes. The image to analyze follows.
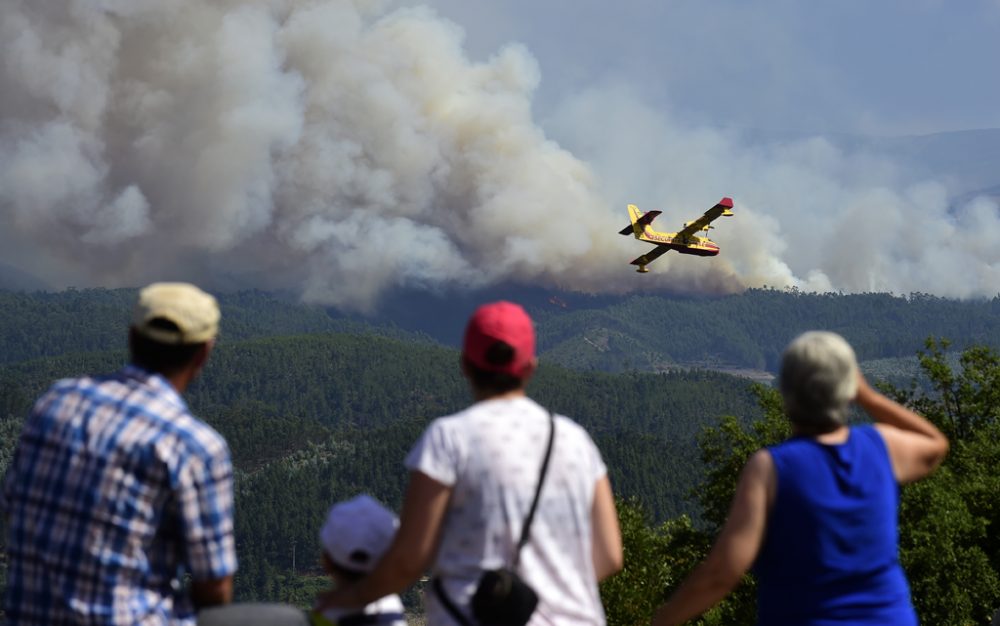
[413,0,1000,136]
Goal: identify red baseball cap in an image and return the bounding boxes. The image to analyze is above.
[462,301,536,377]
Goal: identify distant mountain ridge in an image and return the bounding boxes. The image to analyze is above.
[531,289,1000,373]
[350,284,1000,375]
[2,287,997,378]
[0,288,432,366]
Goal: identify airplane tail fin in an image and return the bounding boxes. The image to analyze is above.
[619,205,659,237]
[618,204,642,236]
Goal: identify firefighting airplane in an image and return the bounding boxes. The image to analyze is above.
[618,197,734,273]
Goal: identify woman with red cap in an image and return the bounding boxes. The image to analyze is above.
[318,301,623,625]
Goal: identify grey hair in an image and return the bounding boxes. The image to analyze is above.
[779,331,859,429]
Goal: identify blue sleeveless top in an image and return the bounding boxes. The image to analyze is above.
[754,425,917,625]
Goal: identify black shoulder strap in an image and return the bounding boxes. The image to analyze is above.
[512,409,556,568]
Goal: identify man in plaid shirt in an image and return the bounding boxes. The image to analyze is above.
[2,282,237,624]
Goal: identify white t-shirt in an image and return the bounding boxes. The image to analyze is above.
[405,396,608,626]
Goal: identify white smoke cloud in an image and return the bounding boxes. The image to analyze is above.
[1,0,998,309]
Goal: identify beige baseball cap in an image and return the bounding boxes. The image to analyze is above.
[131,282,220,345]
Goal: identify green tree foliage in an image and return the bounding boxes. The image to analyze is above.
[602,340,1000,625]
[601,500,708,626]
[884,339,1000,624]
[693,385,789,532]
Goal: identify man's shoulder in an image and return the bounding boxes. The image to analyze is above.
[31,371,125,415]
[163,413,230,462]
[37,369,229,459]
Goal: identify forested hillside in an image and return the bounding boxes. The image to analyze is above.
[0,289,430,365]
[0,311,761,603]
[1,287,998,620]
[3,287,999,376]
[532,289,1000,372]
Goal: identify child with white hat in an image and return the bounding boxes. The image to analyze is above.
[312,495,408,626]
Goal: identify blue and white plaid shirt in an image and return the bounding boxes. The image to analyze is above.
[2,364,237,625]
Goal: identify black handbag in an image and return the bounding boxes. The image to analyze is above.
[434,409,556,626]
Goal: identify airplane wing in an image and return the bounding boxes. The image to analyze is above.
[630,244,671,267]
[674,197,734,241]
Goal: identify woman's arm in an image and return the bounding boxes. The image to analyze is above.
[591,475,623,581]
[317,471,452,610]
[651,449,774,626]
[857,374,949,484]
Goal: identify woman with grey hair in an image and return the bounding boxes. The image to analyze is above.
[651,331,949,625]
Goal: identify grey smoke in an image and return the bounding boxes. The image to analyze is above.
[1,0,998,310]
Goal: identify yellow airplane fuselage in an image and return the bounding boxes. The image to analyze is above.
[636,226,721,256]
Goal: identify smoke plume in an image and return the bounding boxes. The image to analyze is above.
[1,0,998,309]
